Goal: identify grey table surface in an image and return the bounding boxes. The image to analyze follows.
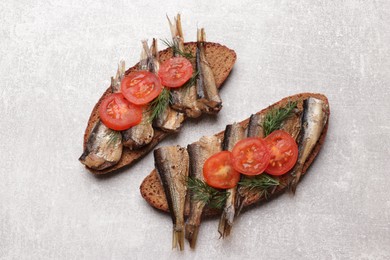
[1,0,389,259]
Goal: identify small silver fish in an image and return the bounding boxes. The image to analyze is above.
[154,146,189,251]
[79,120,123,170]
[186,136,221,248]
[79,61,125,170]
[289,97,328,193]
[234,114,268,216]
[122,41,154,149]
[218,123,246,238]
[196,28,222,114]
[152,24,185,132]
[168,14,202,118]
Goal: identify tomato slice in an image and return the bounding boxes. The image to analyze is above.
[158,57,193,88]
[264,130,299,176]
[99,93,143,131]
[231,137,271,176]
[203,151,240,189]
[121,71,162,105]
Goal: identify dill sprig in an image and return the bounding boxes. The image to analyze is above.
[161,38,195,59]
[182,70,199,89]
[147,88,172,123]
[238,174,279,200]
[187,177,229,209]
[263,101,297,136]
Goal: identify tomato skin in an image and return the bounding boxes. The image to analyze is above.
[231,137,271,176]
[203,151,241,189]
[264,130,299,176]
[121,71,162,105]
[99,93,143,131]
[158,57,193,88]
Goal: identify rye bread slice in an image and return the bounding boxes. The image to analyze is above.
[140,93,330,216]
[82,42,236,174]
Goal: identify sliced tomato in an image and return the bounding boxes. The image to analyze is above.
[121,71,162,105]
[231,137,271,176]
[158,57,193,88]
[99,93,142,131]
[203,151,240,189]
[264,130,299,176]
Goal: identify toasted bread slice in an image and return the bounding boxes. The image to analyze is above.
[82,42,236,174]
[140,93,330,216]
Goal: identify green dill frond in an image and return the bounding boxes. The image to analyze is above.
[147,88,172,123]
[187,177,228,209]
[263,101,297,136]
[160,38,174,50]
[160,38,195,59]
[208,191,228,209]
[182,70,199,89]
[238,174,279,199]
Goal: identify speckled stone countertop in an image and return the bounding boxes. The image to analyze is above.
[1,1,389,259]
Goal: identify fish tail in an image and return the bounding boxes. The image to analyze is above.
[172,228,185,251]
[137,41,148,71]
[176,13,183,38]
[201,28,206,42]
[289,180,297,194]
[110,59,126,92]
[217,212,233,238]
[197,28,206,42]
[167,14,183,38]
[141,40,155,73]
[119,59,125,79]
[218,219,232,239]
[217,215,226,238]
[234,193,247,217]
[150,38,159,72]
[289,163,304,194]
[166,14,176,37]
[185,224,200,249]
[116,59,125,83]
[141,39,149,55]
[151,38,158,57]
[224,225,232,237]
[110,76,115,93]
[196,28,206,46]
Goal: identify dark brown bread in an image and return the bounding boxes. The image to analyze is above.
[140,93,330,216]
[82,42,236,174]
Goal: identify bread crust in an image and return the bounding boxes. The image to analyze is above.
[140,93,330,216]
[82,42,237,174]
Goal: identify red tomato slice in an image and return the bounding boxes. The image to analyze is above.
[231,137,271,176]
[99,93,142,131]
[264,130,299,176]
[203,151,240,189]
[121,71,162,105]
[158,57,193,88]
